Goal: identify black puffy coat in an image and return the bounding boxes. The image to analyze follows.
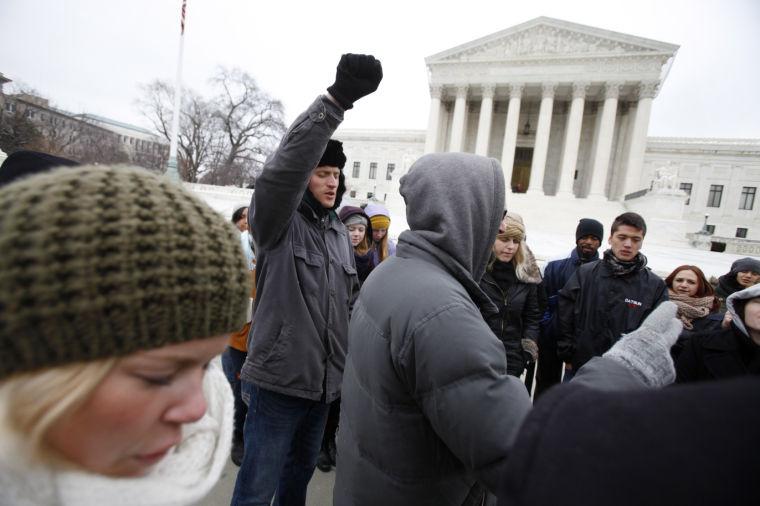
[480,258,542,377]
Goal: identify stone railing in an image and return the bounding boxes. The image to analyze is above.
[687,233,760,256]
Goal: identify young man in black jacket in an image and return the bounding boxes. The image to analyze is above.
[557,212,668,380]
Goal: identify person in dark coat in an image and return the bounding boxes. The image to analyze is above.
[676,283,760,382]
[534,218,603,398]
[664,264,721,358]
[498,375,760,506]
[231,54,382,506]
[333,151,684,506]
[480,213,542,378]
[715,257,760,312]
[557,212,668,379]
[339,205,375,284]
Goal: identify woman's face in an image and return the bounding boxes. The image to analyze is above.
[671,269,700,297]
[736,270,760,288]
[236,208,249,232]
[348,224,366,247]
[372,228,387,242]
[45,335,227,477]
[493,236,520,263]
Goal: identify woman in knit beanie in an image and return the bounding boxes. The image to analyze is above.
[479,212,542,378]
[715,257,760,312]
[664,265,721,357]
[0,165,250,505]
[364,202,396,264]
[339,205,375,285]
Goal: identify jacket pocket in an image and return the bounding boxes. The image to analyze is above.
[255,322,292,365]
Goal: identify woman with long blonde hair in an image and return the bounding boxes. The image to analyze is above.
[479,213,542,378]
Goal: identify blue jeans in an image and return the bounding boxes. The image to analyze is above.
[231,382,330,506]
[221,347,248,440]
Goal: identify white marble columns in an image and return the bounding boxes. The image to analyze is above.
[622,81,658,197]
[448,85,469,152]
[556,82,590,197]
[424,85,443,153]
[588,82,622,199]
[527,83,557,195]
[500,83,523,191]
[475,85,495,156]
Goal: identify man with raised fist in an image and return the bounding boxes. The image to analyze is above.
[231,54,382,506]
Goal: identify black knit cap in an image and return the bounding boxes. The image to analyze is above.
[318,139,346,169]
[730,257,760,275]
[0,150,80,188]
[576,218,604,242]
[0,164,250,380]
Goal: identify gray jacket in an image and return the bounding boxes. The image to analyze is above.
[334,153,533,505]
[240,96,359,403]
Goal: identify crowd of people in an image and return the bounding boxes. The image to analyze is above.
[0,54,758,506]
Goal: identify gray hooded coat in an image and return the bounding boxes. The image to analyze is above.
[334,153,533,505]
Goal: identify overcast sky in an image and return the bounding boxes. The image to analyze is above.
[1,0,758,138]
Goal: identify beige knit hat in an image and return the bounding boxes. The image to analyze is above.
[0,165,250,379]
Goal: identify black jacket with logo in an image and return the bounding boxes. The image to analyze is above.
[557,258,668,370]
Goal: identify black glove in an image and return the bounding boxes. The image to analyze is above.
[327,54,383,110]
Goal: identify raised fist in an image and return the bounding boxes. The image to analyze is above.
[327,54,383,110]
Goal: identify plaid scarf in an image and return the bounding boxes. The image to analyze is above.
[668,289,714,329]
[603,249,647,277]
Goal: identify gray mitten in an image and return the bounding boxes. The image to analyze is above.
[603,301,682,388]
[521,338,538,363]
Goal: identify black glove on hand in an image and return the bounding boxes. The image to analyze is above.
[327,54,383,110]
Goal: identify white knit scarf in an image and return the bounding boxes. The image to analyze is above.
[0,362,233,506]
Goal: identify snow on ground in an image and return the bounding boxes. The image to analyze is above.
[192,185,751,281]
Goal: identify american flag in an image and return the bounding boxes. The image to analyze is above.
[180,0,187,35]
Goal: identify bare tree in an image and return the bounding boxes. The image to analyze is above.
[136,81,219,183]
[0,109,42,153]
[207,67,286,186]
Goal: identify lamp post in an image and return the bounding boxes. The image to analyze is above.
[700,213,710,234]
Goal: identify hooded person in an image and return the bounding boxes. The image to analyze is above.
[231,54,381,505]
[363,202,396,264]
[676,282,760,382]
[0,164,250,506]
[333,153,683,505]
[715,257,760,312]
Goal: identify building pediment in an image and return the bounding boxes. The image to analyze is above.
[426,17,678,64]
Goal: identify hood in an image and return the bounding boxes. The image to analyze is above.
[726,283,760,338]
[516,243,542,284]
[398,153,505,305]
[338,206,373,238]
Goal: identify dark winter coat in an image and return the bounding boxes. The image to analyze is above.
[715,273,744,312]
[676,283,760,383]
[535,248,599,395]
[557,256,668,370]
[480,258,542,377]
[334,153,533,506]
[498,373,760,506]
[240,96,360,403]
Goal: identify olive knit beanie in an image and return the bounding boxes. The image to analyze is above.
[0,165,250,380]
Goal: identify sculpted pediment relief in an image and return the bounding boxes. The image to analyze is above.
[435,22,671,63]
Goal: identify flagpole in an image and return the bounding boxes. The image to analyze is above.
[165,0,187,182]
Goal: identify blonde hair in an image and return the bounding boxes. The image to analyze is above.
[489,216,526,270]
[0,358,117,465]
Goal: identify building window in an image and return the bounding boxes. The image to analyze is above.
[386,163,395,181]
[705,224,715,235]
[736,227,748,238]
[679,182,692,205]
[369,162,377,180]
[352,161,360,179]
[4,102,16,112]
[349,190,356,198]
[707,185,723,208]
[367,191,374,199]
[739,187,756,210]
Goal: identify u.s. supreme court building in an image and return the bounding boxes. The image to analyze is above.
[337,17,760,255]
